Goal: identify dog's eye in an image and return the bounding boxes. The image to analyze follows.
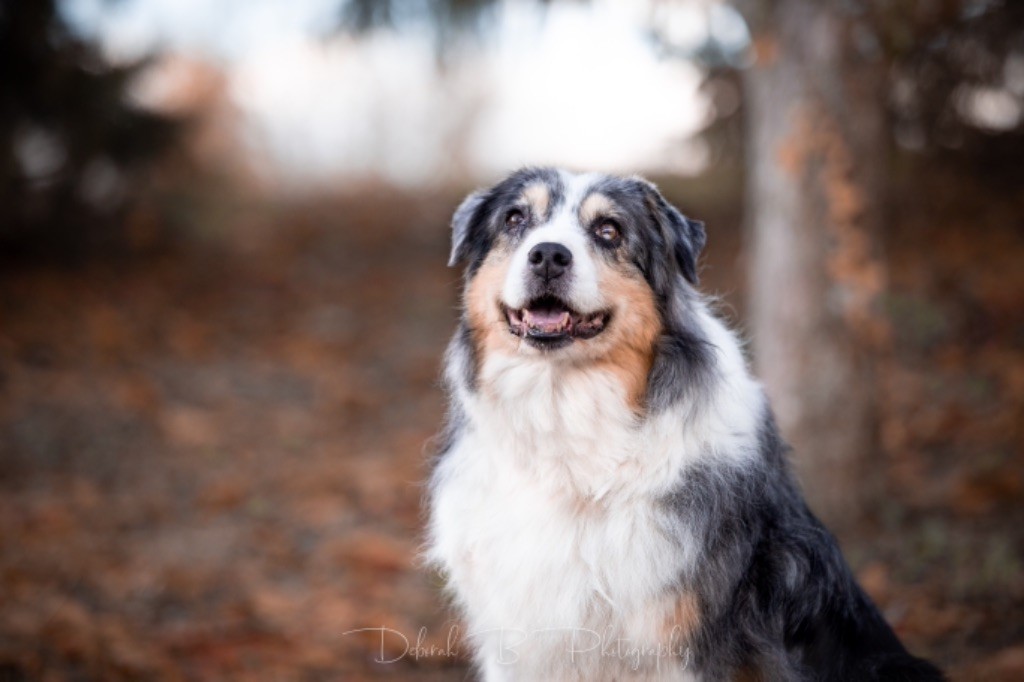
[595,220,621,243]
[505,209,526,230]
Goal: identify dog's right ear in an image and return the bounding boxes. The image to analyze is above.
[448,190,488,267]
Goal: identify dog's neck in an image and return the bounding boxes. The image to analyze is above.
[470,353,647,499]
[458,307,765,501]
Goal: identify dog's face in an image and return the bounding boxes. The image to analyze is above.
[450,168,705,365]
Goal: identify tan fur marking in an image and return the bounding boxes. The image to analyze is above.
[660,590,702,647]
[734,666,766,682]
[522,183,550,221]
[464,251,518,358]
[589,264,661,411]
[579,192,617,227]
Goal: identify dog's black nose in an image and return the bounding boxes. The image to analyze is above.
[528,242,572,281]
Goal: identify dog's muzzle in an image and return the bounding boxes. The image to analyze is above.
[503,295,609,349]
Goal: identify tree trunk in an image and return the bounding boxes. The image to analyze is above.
[743,0,888,528]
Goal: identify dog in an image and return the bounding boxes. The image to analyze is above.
[426,167,943,681]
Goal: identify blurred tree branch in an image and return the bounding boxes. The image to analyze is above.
[0,0,185,262]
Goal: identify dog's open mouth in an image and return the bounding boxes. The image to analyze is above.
[503,295,609,346]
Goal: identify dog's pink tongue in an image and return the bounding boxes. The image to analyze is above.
[524,309,570,332]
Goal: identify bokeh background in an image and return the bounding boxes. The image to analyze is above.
[1,0,1023,680]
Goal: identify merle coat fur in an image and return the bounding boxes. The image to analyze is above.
[427,167,943,682]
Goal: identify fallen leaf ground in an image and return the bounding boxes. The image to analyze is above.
[0,173,1021,680]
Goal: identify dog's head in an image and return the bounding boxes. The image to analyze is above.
[449,168,705,364]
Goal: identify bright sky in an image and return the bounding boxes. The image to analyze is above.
[64,0,746,187]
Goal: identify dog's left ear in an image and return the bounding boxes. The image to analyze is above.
[448,189,488,267]
[642,182,706,286]
[674,214,706,286]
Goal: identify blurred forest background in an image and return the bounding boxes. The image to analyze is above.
[1,0,1023,680]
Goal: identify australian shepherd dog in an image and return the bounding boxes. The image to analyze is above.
[426,167,943,681]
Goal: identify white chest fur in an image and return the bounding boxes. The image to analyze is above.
[428,314,763,680]
[430,360,699,679]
